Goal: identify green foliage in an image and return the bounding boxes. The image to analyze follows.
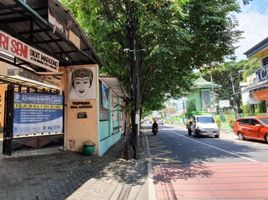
[256,101,267,114]
[62,0,243,113]
[242,58,261,82]
[228,118,235,129]
[214,116,221,128]
[186,101,196,114]
[201,60,247,111]
[242,104,251,115]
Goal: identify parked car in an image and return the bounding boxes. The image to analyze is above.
[186,115,220,138]
[233,116,268,143]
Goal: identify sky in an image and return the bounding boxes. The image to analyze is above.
[234,0,268,60]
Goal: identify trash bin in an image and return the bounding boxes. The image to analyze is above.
[83,140,95,156]
[83,144,95,156]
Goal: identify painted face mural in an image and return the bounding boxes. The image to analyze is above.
[70,68,94,100]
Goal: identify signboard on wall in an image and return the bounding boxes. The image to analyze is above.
[0,31,59,72]
[256,66,268,82]
[219,100,230,108]
[69,66,96,100]
[13,93,63,136]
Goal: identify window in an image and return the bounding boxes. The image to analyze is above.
[258,118,268,125]
[262,56,268,67]
[239,119,250,125]
[250,119,260,126]
[196,117,215,123]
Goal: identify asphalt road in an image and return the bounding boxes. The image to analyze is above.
[145,124,268,200]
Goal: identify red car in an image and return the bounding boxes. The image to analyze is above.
[233,116,268,143]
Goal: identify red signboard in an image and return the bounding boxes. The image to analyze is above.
[0,31,59,72]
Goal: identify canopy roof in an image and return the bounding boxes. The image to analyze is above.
[0,0,102,73]
[194,77,221,89]
[100,76,129,99]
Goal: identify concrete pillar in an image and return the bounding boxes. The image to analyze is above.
[61,64,99,154]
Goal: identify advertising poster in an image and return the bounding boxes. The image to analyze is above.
[13,93,63,136]
[101,82,109,109]
[69,67,96,100]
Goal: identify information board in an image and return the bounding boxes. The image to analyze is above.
[13,93,63,136]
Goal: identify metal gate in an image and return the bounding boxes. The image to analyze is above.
[3,84,64,155]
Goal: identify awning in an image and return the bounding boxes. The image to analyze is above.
[244,37,268,58]
[100,76,129,99]
[0,73,60,90]
[0,0,102,73]
[241,79,268,92]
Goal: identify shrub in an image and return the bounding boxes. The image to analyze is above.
[256,101,266,114]
[242,104,251,115]
[214,116,221,128]
[186,101,196,115]
[228,118,235,129]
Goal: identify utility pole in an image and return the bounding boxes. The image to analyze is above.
[230,72,239,119]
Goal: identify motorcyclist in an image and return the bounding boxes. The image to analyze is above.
[152,120,158,135]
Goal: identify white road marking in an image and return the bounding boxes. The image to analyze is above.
[176,133,259,163]
[145,133,157,200]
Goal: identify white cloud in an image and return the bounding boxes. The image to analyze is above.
[234,3,268,60]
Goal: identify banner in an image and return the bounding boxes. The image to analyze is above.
[101,82,109,109]
[0,31,59,72]
[13,93,63,136]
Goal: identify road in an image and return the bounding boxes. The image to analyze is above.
[145,124,268,200]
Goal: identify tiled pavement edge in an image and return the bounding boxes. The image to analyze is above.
[0,133,149,200]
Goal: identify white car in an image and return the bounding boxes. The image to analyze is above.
[188,115,220,138]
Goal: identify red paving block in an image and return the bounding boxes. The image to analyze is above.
[154,162,268,199]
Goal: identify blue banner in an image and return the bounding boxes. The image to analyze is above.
[13,93,63,136]
[101,83,109,109]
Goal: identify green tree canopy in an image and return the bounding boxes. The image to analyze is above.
[200,59,259,112]
[62,0,243,113]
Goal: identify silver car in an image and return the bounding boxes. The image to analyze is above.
[187,115,220,138]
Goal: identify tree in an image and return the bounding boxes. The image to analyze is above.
[201,59,257,113]
[62,0,242,113]
[187,101,196,115]
[241,58,260,81]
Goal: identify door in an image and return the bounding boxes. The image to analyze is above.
[249,119,262,140]
[239,119,251,138]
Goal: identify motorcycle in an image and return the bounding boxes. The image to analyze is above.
[152,127,158,135]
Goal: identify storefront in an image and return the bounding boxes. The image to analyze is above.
[0,0,126,156]
[244,37,268,108]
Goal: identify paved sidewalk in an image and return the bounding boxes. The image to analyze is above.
[0,134,149,200]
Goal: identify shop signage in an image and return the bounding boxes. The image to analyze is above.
[70,101,93,109]
[13,93,63,136]
[0,31,59,72]
[219,100,230,108]
[256,65,268,82]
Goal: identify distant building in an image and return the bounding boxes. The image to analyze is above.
[244,37,268,111]
[186,77,221,114]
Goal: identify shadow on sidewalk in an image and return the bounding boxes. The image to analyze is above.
[0,134,148,200]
